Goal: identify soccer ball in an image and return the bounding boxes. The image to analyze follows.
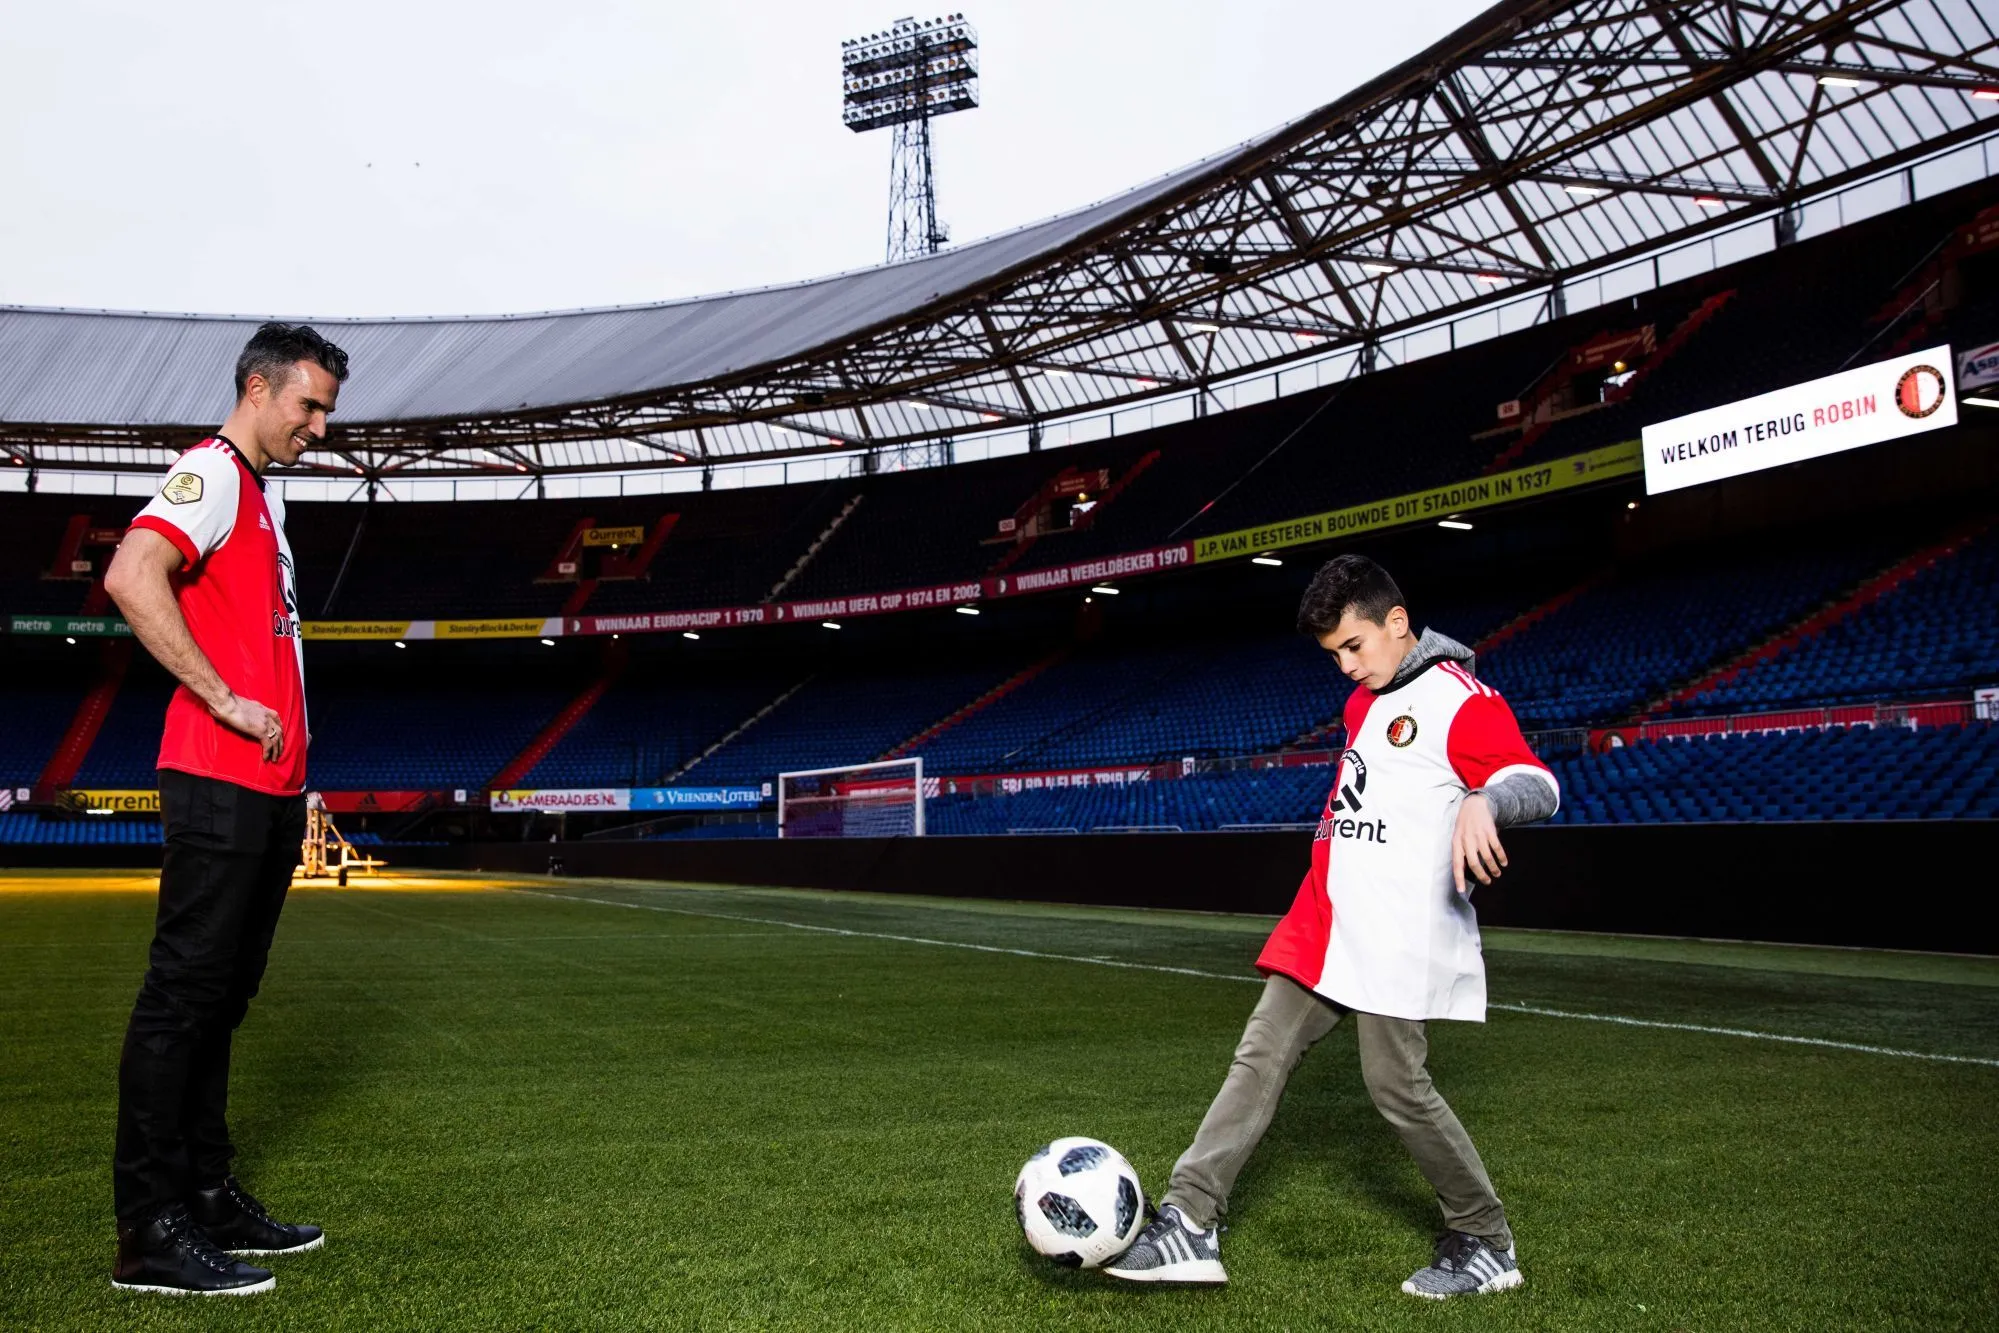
[1013,1136,1145,1268]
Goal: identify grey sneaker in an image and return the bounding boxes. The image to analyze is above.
[1400,1230,1522,1299]
[1102,1203,1226,1285]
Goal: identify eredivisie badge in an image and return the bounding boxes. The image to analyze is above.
[162,472,204,505]
[1385,714,1418,747]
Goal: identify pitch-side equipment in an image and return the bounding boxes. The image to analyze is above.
[298,795,386,885]
[777,759,926,838]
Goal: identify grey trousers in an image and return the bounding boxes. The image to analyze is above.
[1161,974,1512,1248]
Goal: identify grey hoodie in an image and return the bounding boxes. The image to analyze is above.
[1379,627,1557,828]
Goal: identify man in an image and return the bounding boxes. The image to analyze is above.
[1106,554,1558,1298]
[104,322,349,1296]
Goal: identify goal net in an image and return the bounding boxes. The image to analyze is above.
[778,759,925,838]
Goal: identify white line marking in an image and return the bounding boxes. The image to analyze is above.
[509,889,1253,982]
[512,888,1999,1069]
[1488,1002,1999,1067]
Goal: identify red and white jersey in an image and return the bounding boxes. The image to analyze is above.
[1257,654,1556,1021]
[127,437,308,795]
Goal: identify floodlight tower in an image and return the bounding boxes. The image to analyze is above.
[842,15,980,262]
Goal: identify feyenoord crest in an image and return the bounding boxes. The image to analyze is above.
[1894,364,1946,419]
[162,472,204,505]
[1386,714,1419,747]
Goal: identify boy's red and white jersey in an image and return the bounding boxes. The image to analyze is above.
[1257,659,1556,1022]
[127,437,307,795]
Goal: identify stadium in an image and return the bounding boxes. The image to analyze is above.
[4,0,1998,1326]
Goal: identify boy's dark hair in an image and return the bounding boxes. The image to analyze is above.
[1296,553,1406,635]
[233,322,350,400]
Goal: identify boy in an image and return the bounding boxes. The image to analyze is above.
[1106,554,1557,1298]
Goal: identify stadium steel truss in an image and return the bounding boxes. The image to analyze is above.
[2,0,1996,482]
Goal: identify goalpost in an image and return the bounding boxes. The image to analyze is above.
[778,758,926,838]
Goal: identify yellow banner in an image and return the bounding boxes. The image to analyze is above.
[434,619,552,639]
[304,621,410,641]
[1192,441,1642,563]
[62,789,159,813]
[582,525,645,548]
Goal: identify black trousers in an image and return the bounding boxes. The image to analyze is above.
[113,770,307,1223]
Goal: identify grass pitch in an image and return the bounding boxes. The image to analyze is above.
[2,868,1996,1331]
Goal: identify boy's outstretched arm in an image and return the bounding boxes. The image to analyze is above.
[1446,691,1560,896]
[1452,775,1558,895]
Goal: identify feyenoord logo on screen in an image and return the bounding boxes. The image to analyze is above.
[1895,364,1947,418]
[1386,715,1419,747]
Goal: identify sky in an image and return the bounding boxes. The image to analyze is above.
[0,1,1494,318]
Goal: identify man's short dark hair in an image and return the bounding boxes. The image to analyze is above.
[1296,553,1405,635]
[233,322,350,400]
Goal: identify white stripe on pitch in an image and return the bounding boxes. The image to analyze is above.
[510,887,1999,1069]
[1487,1002,1999,1067]
[510,888,1251,982]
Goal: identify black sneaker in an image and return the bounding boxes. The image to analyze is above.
[190,1177,324,1256]
[111,1205,275,1296]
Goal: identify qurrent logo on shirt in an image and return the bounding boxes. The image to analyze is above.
[1318,748,1388,844]
[272,552,300,640]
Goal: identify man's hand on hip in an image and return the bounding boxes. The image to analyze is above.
[210,694,284,762]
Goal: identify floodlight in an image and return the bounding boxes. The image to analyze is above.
[843,15,981,260]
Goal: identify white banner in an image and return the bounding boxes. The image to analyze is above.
[1642,345,1957,495]
[490,788,630,812]
[1958,340,1999,392]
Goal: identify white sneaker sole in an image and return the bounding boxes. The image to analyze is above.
[229,1232,325,1256]
[1401,1268,1524,1300]
[1103,1258,1228,1285]
[111,1276,276,1297]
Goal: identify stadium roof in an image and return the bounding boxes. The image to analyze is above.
[5,0,1997,481]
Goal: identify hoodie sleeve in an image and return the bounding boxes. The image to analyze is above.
[1446,690,1560,825]
[1478,771,1559,827]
